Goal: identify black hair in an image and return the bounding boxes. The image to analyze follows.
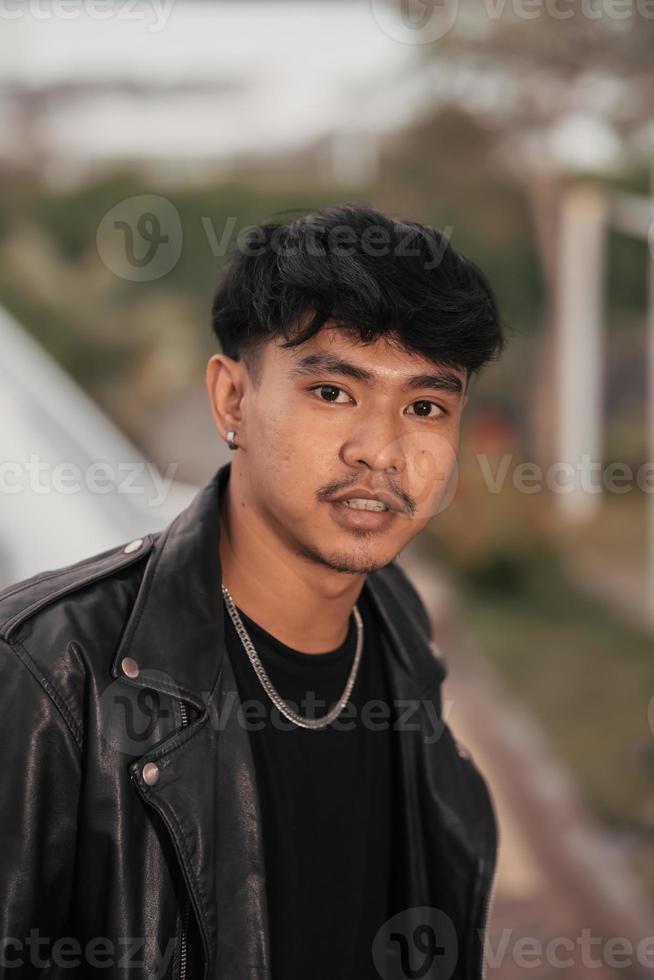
[210,203,506,387]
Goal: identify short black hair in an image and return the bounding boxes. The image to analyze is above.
[211,203,506,387]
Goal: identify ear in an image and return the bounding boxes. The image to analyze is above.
[206,354,245,443]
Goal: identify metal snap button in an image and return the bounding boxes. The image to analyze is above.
[123,539,143,554]
[121,657,140,679]
[142,762,160,786]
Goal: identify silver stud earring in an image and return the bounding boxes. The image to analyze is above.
[226,430,238,451]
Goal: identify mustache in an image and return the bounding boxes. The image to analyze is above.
[318,481,415,516]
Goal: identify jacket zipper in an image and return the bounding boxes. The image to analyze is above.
[179,700,188,729]
[479,861,497,980]
[478,805,500,980]
[178,700,190,980]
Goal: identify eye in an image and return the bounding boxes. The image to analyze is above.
[308,386,448,418]
[406,400,448,419]
[309,384,353,404]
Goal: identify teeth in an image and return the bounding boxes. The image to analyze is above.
[343,498,389,512]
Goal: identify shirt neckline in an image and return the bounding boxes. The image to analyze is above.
[227,596,366,667]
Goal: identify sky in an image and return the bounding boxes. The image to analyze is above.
[0,0,428,160]
[0,0,629,171]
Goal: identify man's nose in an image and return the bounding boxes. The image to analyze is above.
[340,417,407,474]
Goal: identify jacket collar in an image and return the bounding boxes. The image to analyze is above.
[113,460,445,712]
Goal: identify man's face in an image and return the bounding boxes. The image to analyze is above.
[229,323,467,575]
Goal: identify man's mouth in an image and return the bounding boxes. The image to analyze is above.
[340,498,389,512]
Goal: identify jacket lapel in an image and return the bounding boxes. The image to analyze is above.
[120,462,272,978]
[113,463,231,714]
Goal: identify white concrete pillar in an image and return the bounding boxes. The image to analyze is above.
[556,183,608,522]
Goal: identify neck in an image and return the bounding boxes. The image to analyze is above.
[217,472,364,654]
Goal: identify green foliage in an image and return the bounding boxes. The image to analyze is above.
[15,175,343,322]
[606,230,649,317]
[457,543,554,597]
[27,172,146,261]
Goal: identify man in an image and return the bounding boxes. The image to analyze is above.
[0,204,504,980]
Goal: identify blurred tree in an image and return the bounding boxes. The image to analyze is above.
[388,0,654,465]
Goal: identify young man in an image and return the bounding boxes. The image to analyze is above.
[0,205,504,980]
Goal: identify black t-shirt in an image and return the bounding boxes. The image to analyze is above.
[224,581,396,980]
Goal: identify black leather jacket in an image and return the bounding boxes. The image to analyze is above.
[0,461,498,980]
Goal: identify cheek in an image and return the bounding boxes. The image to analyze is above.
[250,400,294,459]
[250,416,317,498]
[408,438,459,515]
[257,397,337,468]
[252,390,309,445]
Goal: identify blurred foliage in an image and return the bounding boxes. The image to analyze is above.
[0,173,345,439]
[606,231,649,318]
[1,123,649,415]
[424,431,559,577]
[422,433,654,901]
[375,107,546,332]
[1,173,345,334]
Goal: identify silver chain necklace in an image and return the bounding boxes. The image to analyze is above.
[221,584,364,730]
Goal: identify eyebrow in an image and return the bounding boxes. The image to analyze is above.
[288,352,465,396]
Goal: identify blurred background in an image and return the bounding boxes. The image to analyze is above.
[2,0,654,974]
